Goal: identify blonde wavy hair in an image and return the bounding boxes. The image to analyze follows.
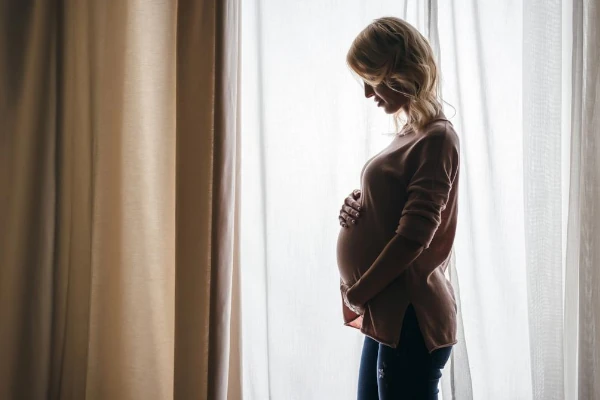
[346,17,442,132]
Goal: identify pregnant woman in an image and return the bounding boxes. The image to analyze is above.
[336,17,460,399]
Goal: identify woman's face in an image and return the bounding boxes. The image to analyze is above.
[364,81,410,114]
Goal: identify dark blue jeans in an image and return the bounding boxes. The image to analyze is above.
[357,304,452,400]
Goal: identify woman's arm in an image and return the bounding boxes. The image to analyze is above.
[346,128,459,307]
[346,234,423,307]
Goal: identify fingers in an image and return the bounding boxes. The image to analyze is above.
[340,210,357,227]
[342,289,353,309]
[339,213,352,228]
[340,189,363,228]
[340,279,365,315]
[342,204,360,219]
[343,294,364,315]
[345,196,363,214]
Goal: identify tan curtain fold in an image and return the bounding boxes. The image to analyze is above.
[175,0,242,399]
[85,1,177,399]
[50,1,95,398]
[1,2,58,398]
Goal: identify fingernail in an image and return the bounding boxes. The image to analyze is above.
[352,219,356,224]
[358,207,362,211]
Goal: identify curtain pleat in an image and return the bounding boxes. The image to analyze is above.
[568,0,600,398]
[51,1,95,397]
[86,1,177,399]
[175,0,241,399]
[173,0,216,397]
[0,2,58,398]
[522,1,565,398]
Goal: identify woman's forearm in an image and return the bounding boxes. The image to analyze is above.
[348,233,423,306]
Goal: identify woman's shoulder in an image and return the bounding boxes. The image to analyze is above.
[416,119,459,149]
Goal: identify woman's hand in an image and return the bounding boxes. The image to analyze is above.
[341,281,365,315]
[339,189,363,228]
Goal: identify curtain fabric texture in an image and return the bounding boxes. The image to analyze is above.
[240,0,599,399]
[0,1,241,399]
[567,0,600,398]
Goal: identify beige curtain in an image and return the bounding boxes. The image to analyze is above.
[0,1,241,399]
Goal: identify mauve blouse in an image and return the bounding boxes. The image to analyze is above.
[336,115,460,352]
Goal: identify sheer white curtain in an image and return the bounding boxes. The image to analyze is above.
[435,1,569,398]
[240,0,598,399]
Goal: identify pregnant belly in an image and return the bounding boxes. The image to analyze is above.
[336,221,388,284]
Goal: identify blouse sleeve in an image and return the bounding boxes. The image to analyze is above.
[395,128,460,249]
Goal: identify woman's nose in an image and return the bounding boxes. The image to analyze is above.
[364,83,375,98]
